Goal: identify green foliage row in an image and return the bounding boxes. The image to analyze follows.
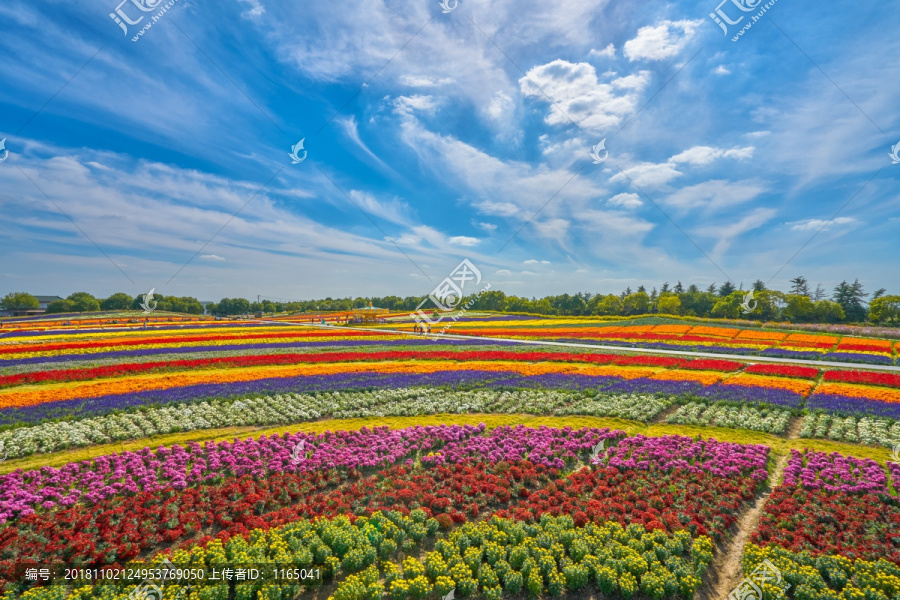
[331,514,714,600]
[742,544,900,600]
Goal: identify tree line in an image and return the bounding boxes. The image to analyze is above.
[2,276,899,324]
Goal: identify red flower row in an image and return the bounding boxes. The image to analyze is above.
[492,466,761,543]
[681,359,744,372]
[744,364,820,379]
[0,461,556,584]
[752,487,900,565]
[0,330,382,356]
[823,370,900,389]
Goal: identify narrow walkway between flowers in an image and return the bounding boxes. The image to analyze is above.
[700,419,802,599]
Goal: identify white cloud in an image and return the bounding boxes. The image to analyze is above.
[714,65,731,75]
[399,75,455,87]
[448,236,481,246]
[670,145,755,165]
[474,221,497,232]
[519,60,650,130]
[393,233,421,244]
[238,0,265,18]
[524,259,551,264]
[611,162,683,187]
[665,180,768,210]
[392,95,437,115]
[589,44,616,59]
[496,269,512,275]
[607,193,643,208]
[623,20,702,61]
[200,254,225,261]
[788,217,857,231]
[697,208,778,257]
[348,190,412,226]
[487,91,515,121]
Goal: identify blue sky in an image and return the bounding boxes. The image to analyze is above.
[0,0,897,301]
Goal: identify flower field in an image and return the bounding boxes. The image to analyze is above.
[1,315,900,600]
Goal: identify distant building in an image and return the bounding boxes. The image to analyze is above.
[0,296,64,317]
[35,296,64,310]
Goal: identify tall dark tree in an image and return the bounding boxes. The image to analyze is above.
[832,279,867,322]
[812,284,826,301]
[872,288,887,300]
[637,285,646,294]
[660,282,670,294]
[752,280,766,292]
[789,276,810,297]
[718,281,736,296]
[673,281,684,293]
[706,283,717,294]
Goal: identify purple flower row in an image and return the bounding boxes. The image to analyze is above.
[806,394,900,420]
[0,370,510,425]
[0,425,777,522]
[421,425,625,469]
[603,434,770,481]
[781,448,889,494]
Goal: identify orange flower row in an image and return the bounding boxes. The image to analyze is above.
[687,326,740,338]
[816,382,900,404]
[722,374,815,396]
[735,330,788,342]
[784,333,838,344]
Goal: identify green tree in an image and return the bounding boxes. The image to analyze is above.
[813,300,845,323]
[673,281,684,293]
[710,292,745,319]
[0,292,39,311]
[656,294,681,315]
[46,299,76,313]
[101,293,133,310]
[591,295,623,316]
[718,282,736,297]
[622,292,650,315]
[752,280,766,292]
[832,279,867,322]
[868,295,900,324]
[789,276,810,297]
[67,292,100,312]
[782,294,816,322]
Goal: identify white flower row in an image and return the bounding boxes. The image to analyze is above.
[800,412,900,448]
[666,402,791,434]
[556,394,673,421]
[0,388,669,460]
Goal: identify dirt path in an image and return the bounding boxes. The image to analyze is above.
[698,415,803,599]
